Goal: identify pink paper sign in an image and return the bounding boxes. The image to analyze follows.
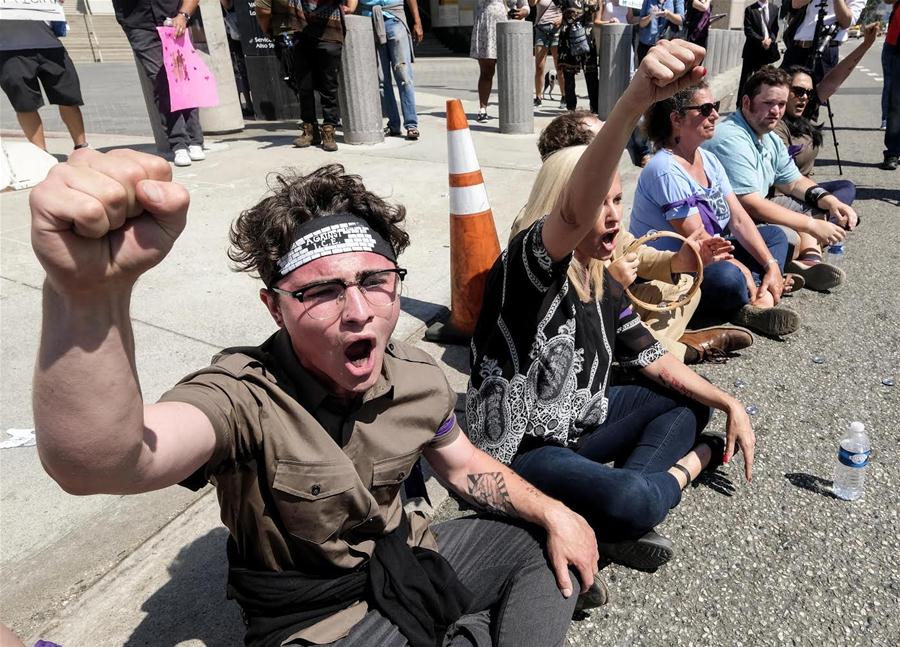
[157,26,219,112]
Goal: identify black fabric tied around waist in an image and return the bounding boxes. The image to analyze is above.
[227,513,474,647]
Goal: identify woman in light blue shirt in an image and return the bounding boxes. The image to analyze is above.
[630,80,801,337]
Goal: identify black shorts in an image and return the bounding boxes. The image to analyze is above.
[0,47,83,112]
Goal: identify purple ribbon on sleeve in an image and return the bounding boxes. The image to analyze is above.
[661,194,723,236]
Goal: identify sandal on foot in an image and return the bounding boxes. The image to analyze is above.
[696,433,726,470]
[384,126,403,137]
[786,260,845,291]
[597,530,674,572]
[575,573,609,611]
[405,127,420,140]
[783,273,805,294]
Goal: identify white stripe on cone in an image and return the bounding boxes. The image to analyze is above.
[449,184,490,216]
[447,130,481,175]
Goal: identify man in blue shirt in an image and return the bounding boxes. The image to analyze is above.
[703,66,857,291]
[634,0,684,62]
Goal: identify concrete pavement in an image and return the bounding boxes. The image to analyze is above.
[2,44,897,646]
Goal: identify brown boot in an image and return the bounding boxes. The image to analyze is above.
[320,124,338,152]
[293,122,320,148]
[679,326,754,364]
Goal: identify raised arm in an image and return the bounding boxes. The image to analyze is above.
[542,40,706,261]
[817,23,879,101]
[31,149,217,495]
[833,0,853,29]
[424,433,598,599]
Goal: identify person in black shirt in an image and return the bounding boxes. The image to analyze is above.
[113,0,205,166]
[468,40,756,577]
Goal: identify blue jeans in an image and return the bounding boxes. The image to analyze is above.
[818,179,855,207]
[882,44,895,124]
[695,225,789,318]
[511,384,711,542]
[379,18,417,131]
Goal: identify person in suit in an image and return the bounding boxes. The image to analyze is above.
[737,0,780,108]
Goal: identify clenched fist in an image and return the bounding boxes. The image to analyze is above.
[30,149,190,296]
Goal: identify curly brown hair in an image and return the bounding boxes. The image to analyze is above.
[229,165,410,287]
[537,110,598,160]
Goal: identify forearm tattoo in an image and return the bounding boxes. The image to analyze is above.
[467,472,517,517]
[659,368,693,399]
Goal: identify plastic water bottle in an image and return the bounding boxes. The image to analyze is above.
[832,421,871,501]
[825,242,846,267]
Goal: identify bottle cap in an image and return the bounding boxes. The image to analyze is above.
[849,421,865,433]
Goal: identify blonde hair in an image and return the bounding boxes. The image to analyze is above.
[509,145,604,302]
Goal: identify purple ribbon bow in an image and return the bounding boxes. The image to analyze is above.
[662,194,723,236]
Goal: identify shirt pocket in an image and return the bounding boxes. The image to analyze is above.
[370,449,422,510]
[371,449,421,488]
[272,460,359,545]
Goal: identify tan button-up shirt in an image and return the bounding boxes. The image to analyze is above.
[160,330,461,644]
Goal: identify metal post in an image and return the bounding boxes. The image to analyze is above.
[81,0,103,63]
[338,15,384,145]
[596,23,632,121]
[196,0,244,133]
[496,20,532,135]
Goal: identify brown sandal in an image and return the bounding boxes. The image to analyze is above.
[783,272,805,294]
[405,127,420,140]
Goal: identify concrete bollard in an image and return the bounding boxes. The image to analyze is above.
[596,23,633,121]
[496,20,533,134]
[706,29,722,77]
[196,0,244,134]
[338,14,384,144]
[133,56,170,153]
[730,31,742,69]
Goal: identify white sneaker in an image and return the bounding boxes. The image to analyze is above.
[882,120,888,130]
[188,144,206,161]
[173,148,192,167]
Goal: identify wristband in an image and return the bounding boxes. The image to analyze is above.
[804,186,832,208]
[179,11,191,22]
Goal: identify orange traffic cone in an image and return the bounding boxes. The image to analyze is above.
[425,99,501,345]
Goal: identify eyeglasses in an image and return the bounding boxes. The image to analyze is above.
[271,268,407,320]
[790,86,813,99]
[681,101,720,117]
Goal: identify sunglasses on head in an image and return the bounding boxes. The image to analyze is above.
[681,101,720,117]
[791,86,814,99]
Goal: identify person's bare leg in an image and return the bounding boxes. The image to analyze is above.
[792,233,822,264]
[551,46,565,98]
[16,111,46,149]
[477,58,496,109]
[535,46,547,99]
[58,104,87,147]
[668,441,713,489]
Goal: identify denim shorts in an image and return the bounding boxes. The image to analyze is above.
[534,23,560,49]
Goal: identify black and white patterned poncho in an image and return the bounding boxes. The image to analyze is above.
[466,218,667,465]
